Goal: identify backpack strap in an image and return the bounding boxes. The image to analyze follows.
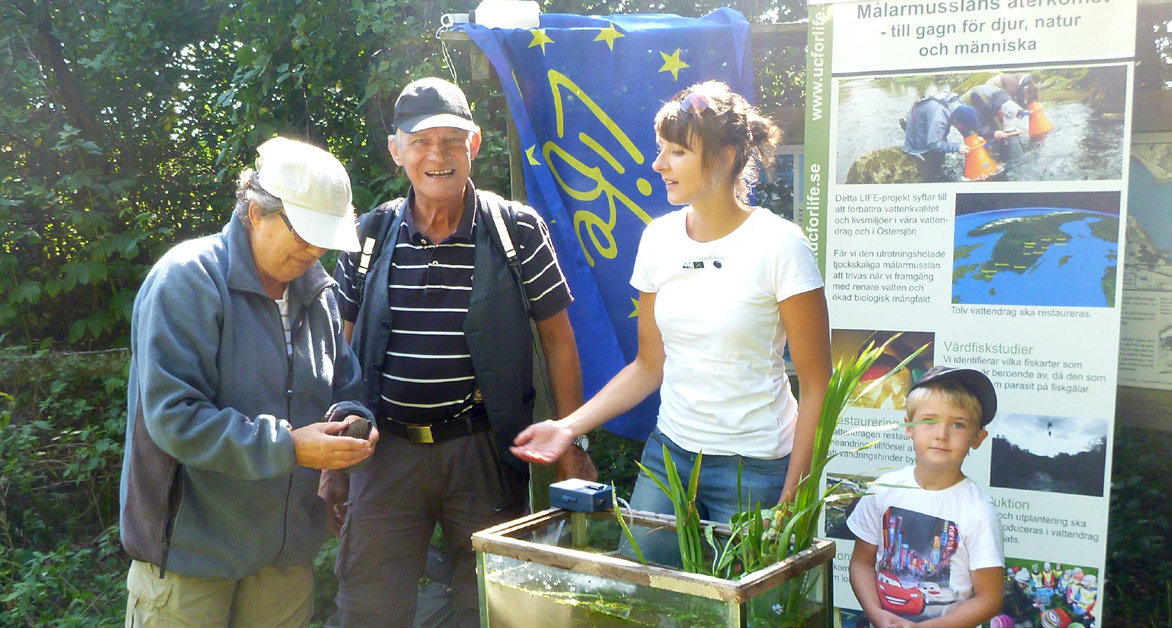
[486,198,531,313]
[354,198,405,303]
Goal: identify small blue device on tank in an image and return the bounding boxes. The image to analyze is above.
[550,479,614,513]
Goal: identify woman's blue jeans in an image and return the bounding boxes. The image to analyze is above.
[625,428,790,567]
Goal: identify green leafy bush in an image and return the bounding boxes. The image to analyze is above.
[0,348,129,625]
[589,427,644,497]
[1106,425,1172,627]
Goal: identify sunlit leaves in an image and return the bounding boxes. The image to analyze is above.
[1,0,809,351]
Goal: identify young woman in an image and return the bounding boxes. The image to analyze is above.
[512,81,831,555]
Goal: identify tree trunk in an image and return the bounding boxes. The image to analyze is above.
[18,0,104,144]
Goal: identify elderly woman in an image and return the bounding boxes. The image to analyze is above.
[119,137,378,626]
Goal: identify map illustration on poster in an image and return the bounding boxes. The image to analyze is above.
[1119,140,1172,390]
[804,0,1135,626]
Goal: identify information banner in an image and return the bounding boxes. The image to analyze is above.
[1119,137,1172,390]
[803,1,1135,626]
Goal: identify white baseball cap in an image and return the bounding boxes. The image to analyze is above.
[1000,100,1024,120]
[255,137,360,251]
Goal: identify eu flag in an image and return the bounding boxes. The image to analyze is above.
[461,9,753,439]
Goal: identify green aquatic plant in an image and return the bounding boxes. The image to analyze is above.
[771,336,926,612]
[783,337,926,555]
[612,490,647,565]
[631,446,709,574]
[621,335,926,587]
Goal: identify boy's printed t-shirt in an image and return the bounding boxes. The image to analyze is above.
[847,465,1004,622]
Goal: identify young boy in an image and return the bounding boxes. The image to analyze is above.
[848,366,1005,628]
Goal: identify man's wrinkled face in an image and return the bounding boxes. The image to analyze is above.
[389,127,481,208]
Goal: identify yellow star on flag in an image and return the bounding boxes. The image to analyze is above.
[658,48,689,81]
[529,29,554,54]
[628,297,640,318]
[525,145,540,166]
[594,23,624,50]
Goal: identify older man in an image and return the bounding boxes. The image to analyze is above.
[322,77,584,627]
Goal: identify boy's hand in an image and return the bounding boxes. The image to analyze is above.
[878,614,915,628]
[864,608,911,628]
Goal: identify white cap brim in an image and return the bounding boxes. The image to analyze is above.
[283,202,360,252]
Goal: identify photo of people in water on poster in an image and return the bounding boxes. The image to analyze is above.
[952,191,1121,308]
[835,65,1127,185]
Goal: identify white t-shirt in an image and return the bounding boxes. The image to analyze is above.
[630,207,823,459]
[276,287,292,357]
[846,465,1005,622]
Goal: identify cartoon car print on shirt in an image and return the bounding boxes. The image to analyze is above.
[877,569,926,616]
[917,580,958,605]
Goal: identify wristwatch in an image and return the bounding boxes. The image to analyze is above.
[572,435,589,452]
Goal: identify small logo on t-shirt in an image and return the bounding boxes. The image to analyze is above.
[683,256,724,270]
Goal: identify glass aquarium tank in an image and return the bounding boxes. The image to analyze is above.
[473,508,834,627]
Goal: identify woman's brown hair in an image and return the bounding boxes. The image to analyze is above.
[654,81,783,202]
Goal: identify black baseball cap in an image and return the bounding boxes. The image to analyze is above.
[909,366,998,426]
[951,105,979,134]
[394,77,477,134]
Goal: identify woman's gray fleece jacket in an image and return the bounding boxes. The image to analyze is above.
[119,217,371,579]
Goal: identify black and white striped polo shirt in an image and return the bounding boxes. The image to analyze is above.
[335,184,572,425]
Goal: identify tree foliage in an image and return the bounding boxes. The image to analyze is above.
[0,348,128,625]
[0,0,469,348]
[0,0,808,350]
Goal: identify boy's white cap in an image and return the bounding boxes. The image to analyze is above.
[256,137,360,252]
